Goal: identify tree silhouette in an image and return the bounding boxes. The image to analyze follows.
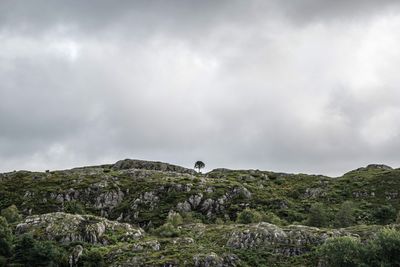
[194,161,205,173]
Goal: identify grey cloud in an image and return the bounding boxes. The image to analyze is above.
[1,1,400,175]
[276,0,400,24]
[2,0,398,40]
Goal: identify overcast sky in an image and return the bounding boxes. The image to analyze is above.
[1,0,400,176]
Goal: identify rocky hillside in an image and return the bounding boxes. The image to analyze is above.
[1,159,400,266]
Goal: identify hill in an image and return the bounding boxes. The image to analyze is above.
[0,159,399,266]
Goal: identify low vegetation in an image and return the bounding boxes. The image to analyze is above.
[317,228,400,266]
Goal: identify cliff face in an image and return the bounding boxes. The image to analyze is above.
[1,159,399,266]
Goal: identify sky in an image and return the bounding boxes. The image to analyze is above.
[1,0,400,176]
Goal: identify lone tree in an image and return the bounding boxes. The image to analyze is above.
[194,161,205,173]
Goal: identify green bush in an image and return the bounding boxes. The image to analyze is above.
[373,205,396,225]
[81,249,105,267]
[317,236,363,267]
[64,201,85,215]
[262,212,286,226]
[181,212,202,224]
[166,212,183,227]
[0,217,12,257]
[236,209,262,224]
[234,249,273,267]
[318,228,400,267]
[0,256,6,267]
[369,228,400,266]
[334,201,355,228]
[307,203,328,227]
[153,223,180,238]
[13,234,68,266]
[1,205,22,224]
[215,218,224,224]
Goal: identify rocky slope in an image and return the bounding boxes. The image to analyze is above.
[1,159,400,266]
[12,212,392,266]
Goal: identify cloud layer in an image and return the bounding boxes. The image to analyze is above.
[1,0,400,175]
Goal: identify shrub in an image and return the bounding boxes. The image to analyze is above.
[317,236,363,267]
[234,249,274,267]
[166,212,183,227]
[0,217,12,257]
[181,212,202,224]
[153,223,180,238]
[307,203,328,227]
[64,201,85,215]
[261,212,286,226]
[318,228,400,267]
[373,205,396,225]
[215,218,224,224]
[334,201,355,228]
[236,209,262,224]
[13,234,68,266]
[0,256,6,267]
[369,228,400,266]
[81,249,105,267]
[1,205,22,224]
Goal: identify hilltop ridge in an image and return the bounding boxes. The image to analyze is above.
[3,158,396,177]
[0,159,399,266]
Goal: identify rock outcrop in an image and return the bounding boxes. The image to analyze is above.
[16,212,144,244]
[69,245,83,267]
[226,222,355,256]
[112,159,196,174]
[176,186,252,218]
[193,253,240,267]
